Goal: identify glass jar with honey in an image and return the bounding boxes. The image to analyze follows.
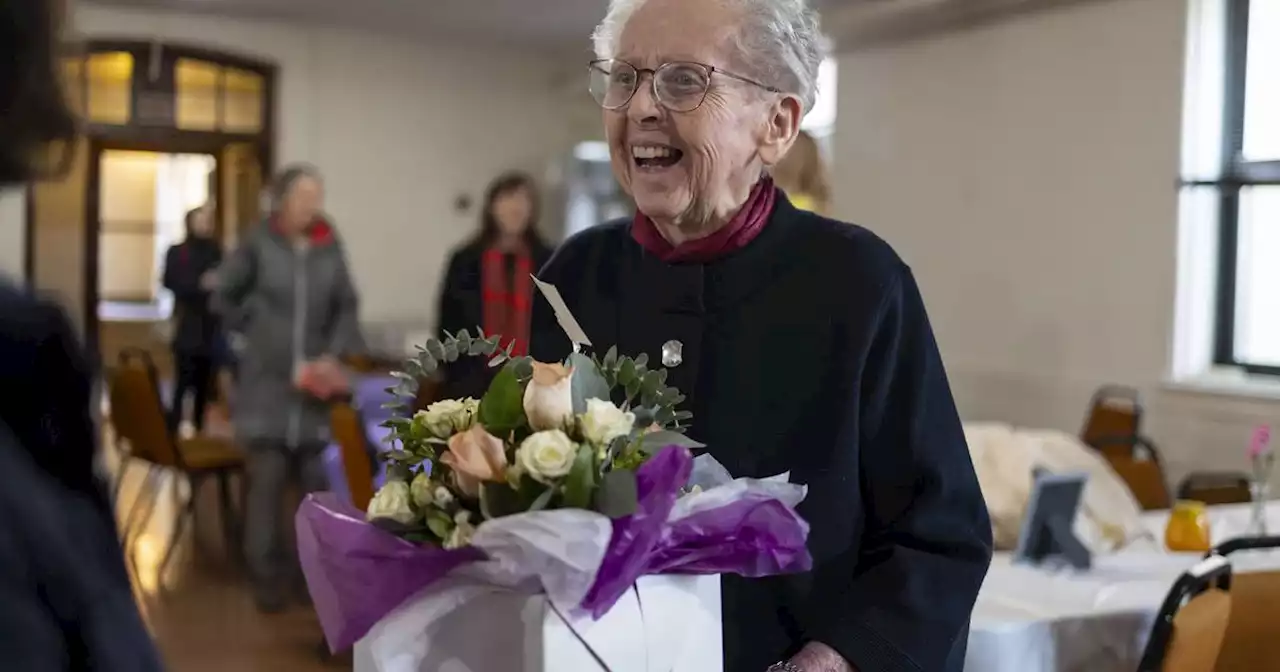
[1164,500,1213,552]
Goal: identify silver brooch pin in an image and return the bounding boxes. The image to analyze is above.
[661,340,683,368]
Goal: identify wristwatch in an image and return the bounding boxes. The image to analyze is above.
[766,662,803,672]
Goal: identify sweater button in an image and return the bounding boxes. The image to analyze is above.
[661,340,683,368]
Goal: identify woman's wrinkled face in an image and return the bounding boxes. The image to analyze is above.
[492,186,534,237]
[281,175,323,231]
[605,0,770,230]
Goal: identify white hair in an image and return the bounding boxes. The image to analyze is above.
[591,0,826,113]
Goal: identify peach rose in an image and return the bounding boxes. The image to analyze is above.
[441,425,508,498]
[523,361,574,431]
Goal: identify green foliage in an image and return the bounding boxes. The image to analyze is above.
[568,351,612,414]
[639,430,705,454]
[592,345,691,432]
[562,444,598,509]
[477,364,526,437]
[594,469,639,518]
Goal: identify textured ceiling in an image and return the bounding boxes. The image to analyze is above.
[88,0,856,52]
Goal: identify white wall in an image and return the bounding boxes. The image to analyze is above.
[0,192,22,278]
[833,0,1279,483]
[70,3,594,322]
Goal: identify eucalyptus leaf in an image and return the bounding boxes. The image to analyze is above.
[488,353,509,368]
[480,483,524,520]
[633,352,649,369]
[425,339,446,361]
[469,339,490,355]
[568,352,612,414]
[443,339,460,362]
[562,444,598,509]
[512,357,534,381]
[594,469,638,518]
[603,345,619,370]
[419,352,438,373]
[528,485,557,512]
[617,358,636,385]
[673,410,694,422]
[478,364,525,435]
[640,430,705,454]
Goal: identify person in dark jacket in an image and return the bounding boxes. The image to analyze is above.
[214,164,364,613]
[436,171,553,400]
[0,0,163,669]
[531,1,992,671]
[162,204,223,434]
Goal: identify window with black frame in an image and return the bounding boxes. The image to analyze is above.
[1205,0,1280,374]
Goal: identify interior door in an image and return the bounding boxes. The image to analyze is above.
[219,142,263,249]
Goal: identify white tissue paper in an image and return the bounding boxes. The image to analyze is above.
[352,455,794,672]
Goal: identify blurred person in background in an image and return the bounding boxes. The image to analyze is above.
[162,204,222,435]
[0,0,163,668]
[771,129,830,215]
[435,171,553,400]
[215,164,364,613]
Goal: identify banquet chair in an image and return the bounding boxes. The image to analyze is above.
[1091,435,1172,510]
[1204,536,1280,672]
[107,348,246,580]
[1081,385,1142,460]
[1137,554,1234,672]
[330,398,376,512]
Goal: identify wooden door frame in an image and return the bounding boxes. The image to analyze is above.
[23,39,277,364]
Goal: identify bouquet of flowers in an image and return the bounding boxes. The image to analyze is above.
[296,327,812,670]
[363,330,698,549]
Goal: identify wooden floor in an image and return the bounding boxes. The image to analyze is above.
[110,418,353,671]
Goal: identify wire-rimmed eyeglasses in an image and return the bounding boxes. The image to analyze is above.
[588,58,781,113]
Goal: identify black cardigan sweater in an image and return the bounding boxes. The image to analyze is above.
[529,196,992,672]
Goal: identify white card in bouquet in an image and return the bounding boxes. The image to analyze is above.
[354,574,722,672]
[531,277,593,348]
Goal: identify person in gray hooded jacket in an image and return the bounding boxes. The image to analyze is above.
[215,164,364,612]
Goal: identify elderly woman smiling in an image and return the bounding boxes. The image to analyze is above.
[530,0,993,671]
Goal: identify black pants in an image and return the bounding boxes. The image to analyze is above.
[243,441,328,603]
[169,353,214,434]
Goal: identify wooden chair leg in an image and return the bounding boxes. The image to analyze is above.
[120,465,161,544]
[159,477,197,582]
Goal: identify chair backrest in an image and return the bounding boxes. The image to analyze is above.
[108,348,183,469]
[1177,473,1252,506]
[1139,555,1234,672]
[1207,536,1280,672]
[1081,385,1142,459]
[1096,435,1172,510]
[330,402,375,512]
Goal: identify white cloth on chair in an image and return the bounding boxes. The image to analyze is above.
[964,422,1151,553]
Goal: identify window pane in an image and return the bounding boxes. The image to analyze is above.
[222,68,264,133]
[1243,0,1280,160]
[175,59,220,131]
[86,51,132,125]
[1233,186,1280,364]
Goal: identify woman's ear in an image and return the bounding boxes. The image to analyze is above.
[757,94,804,168]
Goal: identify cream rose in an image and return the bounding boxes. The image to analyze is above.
[517,429,578,483]
[415,397,480,438]
[366,481,416,524]
[523,362,574,431]
[580,398,635,446]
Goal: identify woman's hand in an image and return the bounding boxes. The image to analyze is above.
[787,642,855,672]
[295,356,350,400]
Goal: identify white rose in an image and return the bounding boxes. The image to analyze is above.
[366,481,416,524]
[416,397,480,438]
[580,398,635,446]
[443,510,476,549]
[409,472,435,508]
[517,429,578,483]
[523,362,574,431]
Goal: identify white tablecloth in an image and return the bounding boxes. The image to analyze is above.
[966,502,1280,672]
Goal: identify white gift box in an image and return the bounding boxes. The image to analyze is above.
[353,573,723,672]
